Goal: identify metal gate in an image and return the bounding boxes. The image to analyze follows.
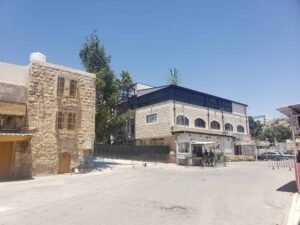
[267,159,295,170]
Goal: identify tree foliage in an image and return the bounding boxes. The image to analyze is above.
[79,31,111,73]
[263,125,292,143]
[79,32,134,143]
[168,68,181,85]
[248,116,264,139]
[248,116,292,143]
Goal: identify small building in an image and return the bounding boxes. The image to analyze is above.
[120,83,255,157]
[277,104,300,152]
[0,53,96,180]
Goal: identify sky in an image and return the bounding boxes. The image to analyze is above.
[0,0,299,118]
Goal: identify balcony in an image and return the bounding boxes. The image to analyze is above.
[0,126,29,133]
[0,126,32,142]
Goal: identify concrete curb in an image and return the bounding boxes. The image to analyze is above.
[288,193,300,225]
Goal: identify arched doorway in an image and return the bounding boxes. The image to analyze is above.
[58,152,71,174]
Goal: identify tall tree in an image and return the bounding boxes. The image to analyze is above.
[119,70,133,99]
[168,68,181,85]
[79,31,111,73]
[248,116,264,139]
[80,32,118,143]
[79,32,135,143]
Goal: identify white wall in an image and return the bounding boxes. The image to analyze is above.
[0,62,28,85]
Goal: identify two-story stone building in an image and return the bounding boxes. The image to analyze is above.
[125,84,254,156]
[0,53,95,180]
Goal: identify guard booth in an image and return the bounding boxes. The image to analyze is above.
[175,140,215,166]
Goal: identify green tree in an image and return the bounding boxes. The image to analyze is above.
[120,70,133,89]
[79,31,111,73]
[168,68,181,85]
[79,32,135,143]
[80,32,118,143]
[273,125,292,142]
[248,116,264,139]
[118,70,133,99]
[263,128,275,143]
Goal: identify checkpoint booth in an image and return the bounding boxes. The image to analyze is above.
[175,139,215,166]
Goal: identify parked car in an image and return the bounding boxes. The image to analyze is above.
[280,152,296,160]
[257,152,281,160]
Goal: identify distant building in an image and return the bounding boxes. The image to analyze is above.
[0,53,95,180]
[120,83,255,156]
[277,104,300,151]
[253,115,271,126]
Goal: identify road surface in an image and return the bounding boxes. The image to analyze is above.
[0,161,295,225]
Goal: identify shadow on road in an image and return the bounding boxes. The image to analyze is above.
[276,180,297,193]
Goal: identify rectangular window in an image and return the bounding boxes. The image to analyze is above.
[151,138,165,145]
[57,112,64,129]
[69,80,77,98]
[57,111,77,130]
[67,112,77,130]
[178,143,190,153]
[57,77,65,96]
[146,114,157,123]
[207,97,218,109]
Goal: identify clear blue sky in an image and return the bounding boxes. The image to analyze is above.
[1,0,299,117]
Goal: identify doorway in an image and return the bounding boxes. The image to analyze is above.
[58,152,71,174]
[0,142,13,180]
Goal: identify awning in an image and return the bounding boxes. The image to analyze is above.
[277,104,300,117]
[0,133,32,142]
[0,102,26,116]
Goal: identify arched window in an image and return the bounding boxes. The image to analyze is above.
[237,125,245,133]
[210,121,220,130]
[225,123,233,132]
[176,115,189,126]
[195,118,206,128]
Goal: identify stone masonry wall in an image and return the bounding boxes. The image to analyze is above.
[136,100,250,139]
[11,141,32,179]
[27,61,95,175]
[173,101,250,138]
[135,101,173,139]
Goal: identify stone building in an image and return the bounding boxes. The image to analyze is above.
[122,84,254,156]
[0,53,95,180]
[278,104,300,152]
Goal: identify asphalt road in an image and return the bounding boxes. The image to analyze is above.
[0,161,295,225]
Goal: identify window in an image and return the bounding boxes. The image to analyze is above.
[57,77,65,96]
[195,118,206,128]
[237,125,245,133]
[219,100,232,112]
[225,123,233,131]
[67,112,77,130]
[151,138,165,145]
[211,121,220,130]
[207,97,218,109]
[57,112,64,129]
[69,80,77,98]
[146,114,157,123]
[56,111,77,130]
[177,143,190,153]
[176,115,189,126]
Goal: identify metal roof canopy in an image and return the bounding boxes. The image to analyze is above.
[277,104,300,116]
